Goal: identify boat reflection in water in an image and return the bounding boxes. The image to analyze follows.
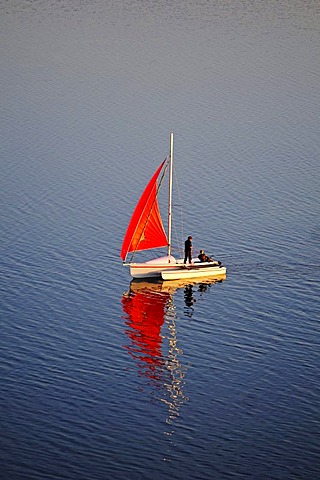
[121,276,226,430]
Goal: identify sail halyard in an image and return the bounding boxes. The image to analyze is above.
[121,158,169,262]
[167,132,173,256]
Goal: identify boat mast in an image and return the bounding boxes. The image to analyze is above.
[167,132,173,256]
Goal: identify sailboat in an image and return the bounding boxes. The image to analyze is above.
[120,133,226,280]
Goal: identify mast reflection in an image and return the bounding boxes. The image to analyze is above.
[122,280,190,428]
[122,276,226,430]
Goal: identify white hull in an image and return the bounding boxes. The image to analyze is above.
[129,264,179,279]
[125,255,180,279]
[161,264,226,281]
[125,256,226,280]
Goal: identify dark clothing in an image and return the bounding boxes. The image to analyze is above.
[198,253,221,265]
[198,253,211,262]
[184,238,192,264]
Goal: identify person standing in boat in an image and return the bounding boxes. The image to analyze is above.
[184,236,193,264]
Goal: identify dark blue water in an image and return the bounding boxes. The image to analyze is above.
[1,1,320,479]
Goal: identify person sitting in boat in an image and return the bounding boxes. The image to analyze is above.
[198,250,213,262]
[198,250,222,265]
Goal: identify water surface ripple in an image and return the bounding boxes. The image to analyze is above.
[1,1,320,479]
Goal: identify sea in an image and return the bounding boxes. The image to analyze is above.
[1,1,320,479]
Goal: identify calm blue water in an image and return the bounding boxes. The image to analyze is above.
[1,1,320,479]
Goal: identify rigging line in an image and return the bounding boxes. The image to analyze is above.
[128,157,169,263]
[172,163,185,258]
[172,223,182,259]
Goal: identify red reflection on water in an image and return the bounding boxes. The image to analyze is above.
[122,286,171,382]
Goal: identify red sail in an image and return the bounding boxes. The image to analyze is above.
[120,160,168,261]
